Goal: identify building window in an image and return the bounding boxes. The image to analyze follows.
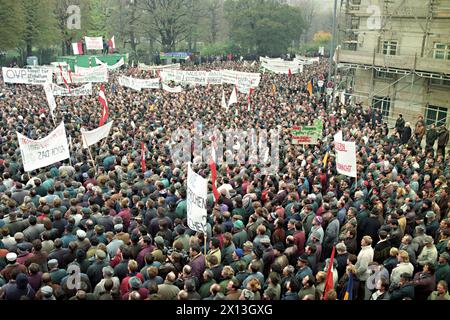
[375,70,394,79]
[382,40,398,55]
[425,105,447,127]
[351,17,360,30]
[433,43,450,60]
[372,96,391,118]
[430,78,450,87]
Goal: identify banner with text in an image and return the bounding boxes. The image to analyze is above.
[57,65,108,83]
[335,140,357,178]
[95,57,124,70]
[187,164,208,232]
[291,120,323,145]
[85,36,103,50]
[52,83,92,96]
[2,67,53,85]
[17,122,70,172]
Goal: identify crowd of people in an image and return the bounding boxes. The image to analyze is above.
[0,57,449,301]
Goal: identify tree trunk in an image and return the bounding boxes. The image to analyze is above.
[26,39,32,57]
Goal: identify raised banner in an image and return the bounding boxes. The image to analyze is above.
[51,83,92,96]
[81,121,113,149]
[2,67,53,85]
[162,83,182,93]
[43,84,56,115]
[187,164,208,232]
[95,57,124,70]
[17,122,70,172]
[183,71,208,85]
[335,140,357,178]
[118,76,160,91]
[138,63,181,71]
[220,69,261,87]
[291,120,323,145]
[57,65,108,83]
[85,36,103,50]
[207,71,223,85]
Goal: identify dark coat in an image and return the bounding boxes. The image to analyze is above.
[188,253,206,281]
[412,272,435,301]
[390,283,415,300]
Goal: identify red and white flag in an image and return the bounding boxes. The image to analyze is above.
[98,84,109,126]
[108,36,116,54]
[109,36,116,49]
[67,65,73,84]
[288,68,292,77]
[58,65,71,93]
[209,138,220,202]
[72,42,83,55]
[141,141,146,172]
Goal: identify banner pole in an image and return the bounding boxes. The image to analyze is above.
[204,233,207,258]
[82,131,97,172]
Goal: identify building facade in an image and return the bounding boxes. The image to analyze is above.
[335,0,450,129]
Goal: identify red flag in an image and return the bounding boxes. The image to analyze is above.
[98,84,108,126]
[108,36,115,54]
[323,245,336,300]
[58,65,71,92]
[209,138,220,202]
[288,68,292,77]
[141,141,146,172]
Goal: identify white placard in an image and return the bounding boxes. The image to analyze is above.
[335,140,357,178]
[17,122,70,172]
[187,164,208,232]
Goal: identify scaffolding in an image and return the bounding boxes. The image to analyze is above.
[335,0,450,127]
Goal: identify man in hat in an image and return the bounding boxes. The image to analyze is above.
[295,254,313,283]
[0,253,27,281]
[425,211,439,239]
[16,242,33,265]
[232,220,248,249]
[435,252,450,285]
[241,241,254,267]
[87,249,109,287]
[417,236,438,268]
[75,229,91,252]
[48,259,67,285]
[390,273,415,300]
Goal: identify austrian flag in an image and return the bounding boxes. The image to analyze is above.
[141,141,146,172]
[98,84,109,126]
[209,139,220,202]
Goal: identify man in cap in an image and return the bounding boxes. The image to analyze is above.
[0,252,27,281]
[86,249,108,287]
[40,286,56,300]
[417,236,438,268]
[232,220,247,249]
[75,229,91,252]
[425,211,439,239]
[16,242,33,264]
[48,259,67,285]
[435,252,450,285]
[295,254,313,284]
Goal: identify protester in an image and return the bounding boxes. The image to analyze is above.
[0,57,448,300]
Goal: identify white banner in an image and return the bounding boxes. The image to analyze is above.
[138,63,181,71]
[183,71,208,85]
[261,58,303,74]
[95,57,124,70]
[2,67,53,85]
[118,76,160,91]
[51,82,92,96]
[207,71,223,85]
[335,140,357,178]
[85,36,103,50]
[162,83,182,93]
[187,164,208,232]
[57,65,108,83]
[81,121,113,149]
[220,69,261,87]
[43,84,56,115]
[118,76,141,91]
[17,122,70,172]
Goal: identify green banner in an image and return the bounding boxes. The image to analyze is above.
[291,120,323,145]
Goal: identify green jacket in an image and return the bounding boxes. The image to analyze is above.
[175,200,187,219]
[199,279,216,299]
[428,291,450,300]
[435,262,450,285]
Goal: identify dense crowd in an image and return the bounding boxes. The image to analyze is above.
[0,58,449,300]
